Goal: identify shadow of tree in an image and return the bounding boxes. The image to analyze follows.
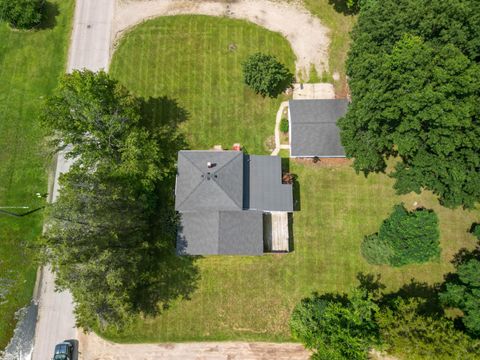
[328,0,359,15]
[128,96,200,317]
[356,272,385,299]
[380,279,444,316]
[39,2,59,30]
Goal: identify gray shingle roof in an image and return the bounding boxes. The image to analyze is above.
[175,151,244,211]
[175,150,293,255]
[246,155,293,212]
[177,211,263,255]
[289,99,348,157]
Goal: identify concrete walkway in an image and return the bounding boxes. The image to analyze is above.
[271,101,289,156]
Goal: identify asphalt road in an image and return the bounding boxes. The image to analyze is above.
[67,0,114,72]
[31,1,114,359]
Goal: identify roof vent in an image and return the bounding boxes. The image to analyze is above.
[207,161,213,168]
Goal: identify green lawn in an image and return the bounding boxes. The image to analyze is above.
[110,15,295,154]
[303,0,357,95]
[0,0,73,349]
[104,15,479,343]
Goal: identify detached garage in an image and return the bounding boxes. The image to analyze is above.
[288,99,349,158]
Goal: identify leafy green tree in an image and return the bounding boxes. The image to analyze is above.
[340,0,480,209]
[0,0,44,29]
[41,70,197,329]
[41,70,178,190]
[242,53,294,98]
[472,224,480,240]
[290,289,378,360]
[377,297,480,359]
[440,258,480,337]
[361,204,440,266]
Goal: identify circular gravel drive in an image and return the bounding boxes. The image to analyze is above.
[114,0,330,75]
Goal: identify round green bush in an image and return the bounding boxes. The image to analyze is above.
[280,118,289,133]
[361,204,440,267]
[0,0,44,29]
[242,52,294,98]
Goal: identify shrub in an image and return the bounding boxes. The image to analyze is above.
[290,289,378,360]
[242,53,294,98]
[361,204,440,266]
[361,234,393,265]
[0,0,45,29]
[280,118,289,133]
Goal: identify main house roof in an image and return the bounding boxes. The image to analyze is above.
[175,150,293,255]
[289,99,348,157]
[177,210,264,255]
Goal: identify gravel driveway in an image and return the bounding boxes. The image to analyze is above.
[113,0,330,76]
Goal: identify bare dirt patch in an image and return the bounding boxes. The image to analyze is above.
[114,0,330,76]
[293,157,352,167]
[78,331,311,360]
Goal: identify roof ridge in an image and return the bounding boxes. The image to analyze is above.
[176,152,204,209]
[213,151,243,174]
[212,152,244,208]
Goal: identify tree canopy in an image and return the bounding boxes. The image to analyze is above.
[377,297,480,359]
[41,70,197,329]
[361,204,440,266]
[0,0,44,29]
[339,0,480,208]
[242,53,294,98]
[440,258,480,337]
[290,289,378,360]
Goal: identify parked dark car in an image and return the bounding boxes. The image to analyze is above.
[52,341,73,360]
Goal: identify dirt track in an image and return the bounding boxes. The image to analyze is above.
[78,332,311,360]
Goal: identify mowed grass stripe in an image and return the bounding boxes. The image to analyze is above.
[111,15,294,154]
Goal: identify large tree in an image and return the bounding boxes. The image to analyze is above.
[440,258,480,337]
[340,0,480,208]
[41,70,196,329]
[290,289,378,360]
[377,298,480,359]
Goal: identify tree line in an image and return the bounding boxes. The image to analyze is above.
[339,0,480,209]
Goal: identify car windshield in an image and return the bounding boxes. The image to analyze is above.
[53,355,68,360]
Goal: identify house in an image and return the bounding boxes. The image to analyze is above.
[175,150,293,255]
[288,99,348,158]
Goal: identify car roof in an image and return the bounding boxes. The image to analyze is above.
[54,342,70,353]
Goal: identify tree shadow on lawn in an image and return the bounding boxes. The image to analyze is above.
[328,0,359,15]
[130,96,201,317]
[38,2,60,30]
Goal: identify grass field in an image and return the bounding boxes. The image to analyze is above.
[104,15,480,343]
[0,0,73,349]
[303,0,357,95]
[111,15,295,154]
